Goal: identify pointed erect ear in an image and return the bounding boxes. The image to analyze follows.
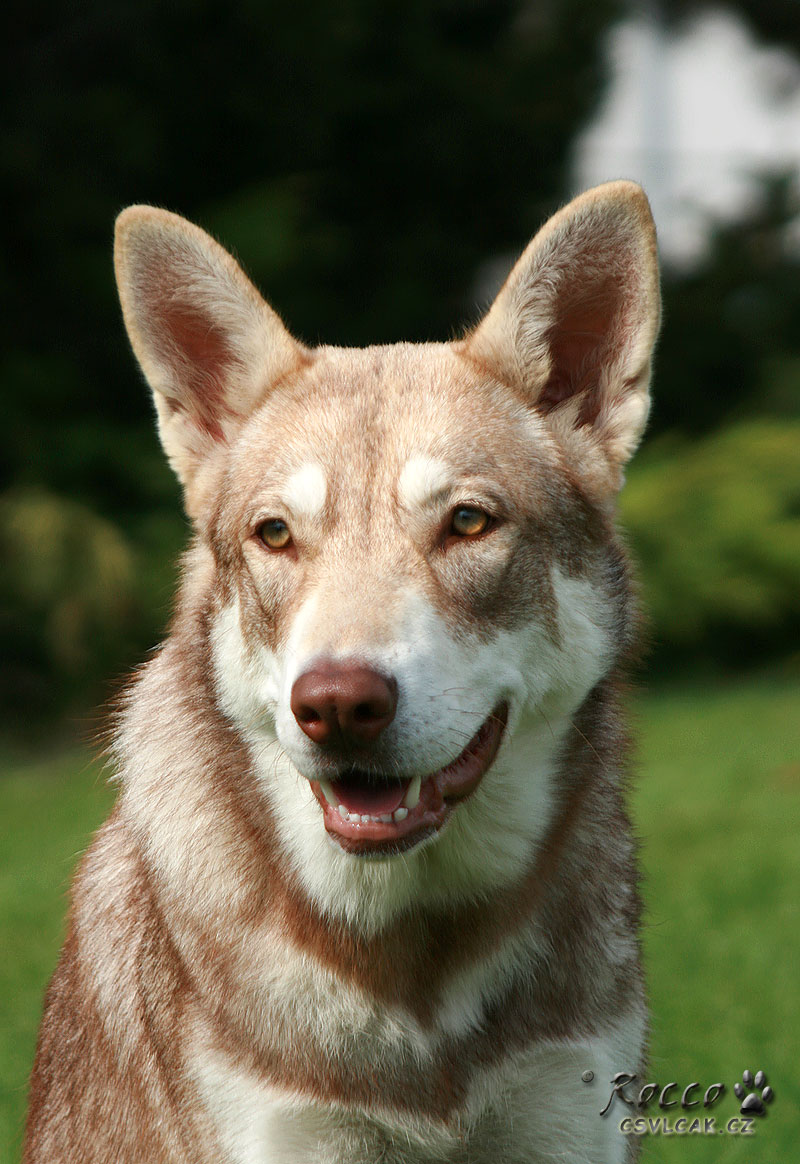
[463,181,660,492]
[114,206,308,493]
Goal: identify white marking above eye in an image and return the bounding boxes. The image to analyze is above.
[398,455,452,510]
[282,462,327,519]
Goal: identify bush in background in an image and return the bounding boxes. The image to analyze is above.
[0,487,183,724]
[622,420,800,667]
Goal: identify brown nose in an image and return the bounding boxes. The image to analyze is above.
[291,662,398,746]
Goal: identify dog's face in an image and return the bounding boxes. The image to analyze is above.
[115,185,659,916]
[208,344,615,855]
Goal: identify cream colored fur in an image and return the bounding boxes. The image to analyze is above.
[25,183,660,1164]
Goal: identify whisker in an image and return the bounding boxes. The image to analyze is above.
[568,719,603,762]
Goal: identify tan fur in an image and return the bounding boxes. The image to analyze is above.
[25,183,660,1163]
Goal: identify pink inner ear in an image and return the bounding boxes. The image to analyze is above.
[157,302,236,442]
[538,274,624,424]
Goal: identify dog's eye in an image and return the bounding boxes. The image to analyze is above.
[257,519,292,550]
[450,506,491,538]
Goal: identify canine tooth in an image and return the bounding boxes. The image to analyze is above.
[393,807,408,822]
[320,781,338,807]
[403,774,421,810]
[338,804,348,818]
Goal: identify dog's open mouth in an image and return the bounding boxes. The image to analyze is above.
[310,703,508,855]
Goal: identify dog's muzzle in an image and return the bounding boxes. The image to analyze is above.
[289,661,508,856]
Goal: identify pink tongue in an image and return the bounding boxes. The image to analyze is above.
[331,778,409,816]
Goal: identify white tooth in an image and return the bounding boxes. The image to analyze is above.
[320,781,338,807]
[393,807,408,822]
[379,814,392,822]
[348,813,360,823]
[403,775,421,810]
[338,804,348,818]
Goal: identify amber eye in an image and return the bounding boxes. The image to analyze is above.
[257,519,292,550]
[450,506,491,538]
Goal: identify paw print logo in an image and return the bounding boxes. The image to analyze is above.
[734,1069,774,1115]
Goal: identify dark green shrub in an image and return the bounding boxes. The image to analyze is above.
[621,421,800,664]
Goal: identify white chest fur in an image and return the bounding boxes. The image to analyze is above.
[191,1011,644,1164]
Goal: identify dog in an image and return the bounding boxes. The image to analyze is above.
[24,181,660,1163]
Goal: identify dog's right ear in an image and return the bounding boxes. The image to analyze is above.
[462,182,660,498]
[114,207,308,504]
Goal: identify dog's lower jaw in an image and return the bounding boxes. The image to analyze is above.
[309,702,509,856]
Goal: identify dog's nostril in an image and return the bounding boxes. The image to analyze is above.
[355,701,381,722]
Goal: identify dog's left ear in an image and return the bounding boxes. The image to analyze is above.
[114,206,308,511]
[463,181,660,494]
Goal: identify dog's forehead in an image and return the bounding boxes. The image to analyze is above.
[232,342,553,504]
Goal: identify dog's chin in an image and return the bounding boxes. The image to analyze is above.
[308,703,509,857]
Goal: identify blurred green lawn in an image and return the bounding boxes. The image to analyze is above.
[1,674,798,1162]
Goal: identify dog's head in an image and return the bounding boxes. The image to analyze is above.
[115,185,659,918]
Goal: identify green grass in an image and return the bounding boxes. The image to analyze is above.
[633,674,800,1161]
[0,747,116,1157]
[1,675,798,1161]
